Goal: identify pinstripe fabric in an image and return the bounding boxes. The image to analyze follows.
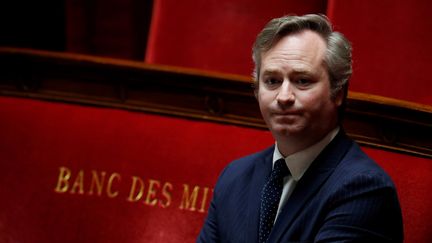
[197,131,403,243]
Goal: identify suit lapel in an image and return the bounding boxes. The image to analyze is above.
[268,132,353,242]
[245,146,274,243]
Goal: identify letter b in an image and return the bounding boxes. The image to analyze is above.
[54,166,71,193]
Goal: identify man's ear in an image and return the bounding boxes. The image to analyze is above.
[253,81,259,99]
[334,88,345,106]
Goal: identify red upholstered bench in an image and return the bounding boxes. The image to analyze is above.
[365,148,432,243]
[1,48,431,242]
[1,95,432,242]
[0,96,273,242]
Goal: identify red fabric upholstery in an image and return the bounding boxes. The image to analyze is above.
[363,148,432,243]
[1,96,431,242]
[145,0,326,75]
[147,0,432,106]
[0,96,273,242]
[3,1,432,242]
[328,0,432,105]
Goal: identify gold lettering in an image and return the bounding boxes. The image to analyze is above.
[159,182,173,208]
[70,170,85,194]
[54,166,71,193]
[106,173,120,198]
[127,176,144,202]
[198,187,210,213]
[179,184,200,211]
[145,179,160,206]
[88,170,106,196]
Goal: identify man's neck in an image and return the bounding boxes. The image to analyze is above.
[276,126,340,157]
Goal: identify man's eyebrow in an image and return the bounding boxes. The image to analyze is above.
[261,69,281,76]
[260,67,318,77]
[291,69,314,76]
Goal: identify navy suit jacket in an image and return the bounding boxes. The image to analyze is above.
[198,131,403,242]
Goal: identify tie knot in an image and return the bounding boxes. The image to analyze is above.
[272,159,289,180]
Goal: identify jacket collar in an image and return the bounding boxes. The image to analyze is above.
[268,130,353,242]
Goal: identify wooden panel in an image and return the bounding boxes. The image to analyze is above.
[0,47,431,158]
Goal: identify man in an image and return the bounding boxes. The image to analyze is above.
[198,14,403,243]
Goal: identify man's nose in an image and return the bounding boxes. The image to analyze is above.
[276,80,295,106]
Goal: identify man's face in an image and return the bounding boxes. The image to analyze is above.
[257,30,342,145]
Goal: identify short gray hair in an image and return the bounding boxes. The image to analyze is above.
[252,14,352,100]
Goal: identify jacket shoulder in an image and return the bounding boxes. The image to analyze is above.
[214,145,273,190]
[337,142,396,187]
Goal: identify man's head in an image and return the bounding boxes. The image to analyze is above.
[252,14,352,105]
[252,14,352,154]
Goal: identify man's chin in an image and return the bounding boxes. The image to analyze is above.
[270,124,305,138]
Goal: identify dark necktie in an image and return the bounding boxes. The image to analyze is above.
[259,158,289,243]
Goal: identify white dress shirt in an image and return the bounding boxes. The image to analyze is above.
[272,127,340,220]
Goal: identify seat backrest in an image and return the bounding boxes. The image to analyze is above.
[0,95,274,242]
[145,0,327,75]
[364,147,432,243]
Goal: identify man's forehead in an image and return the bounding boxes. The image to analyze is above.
[263,30,326,57]
[259,31,327,75]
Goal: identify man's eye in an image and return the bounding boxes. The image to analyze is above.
[296,78,310,86]
[264,78,281,85]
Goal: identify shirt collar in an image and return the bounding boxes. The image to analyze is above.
[272,127,340,181]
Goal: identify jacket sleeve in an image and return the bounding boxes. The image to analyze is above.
[314,173,403,243]
[197,195,220,243]
[197,165,232,243]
